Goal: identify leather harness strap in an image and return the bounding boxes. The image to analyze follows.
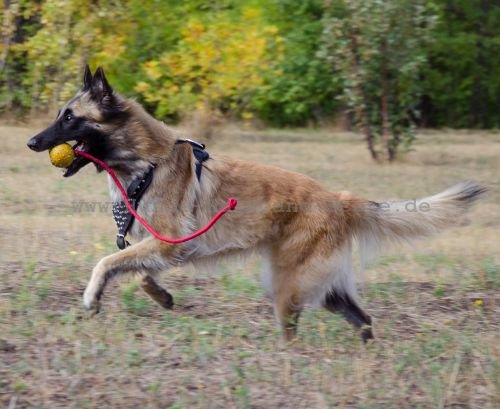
[112,164,156,250]
[112,139,209,250]
[175,138,210,180]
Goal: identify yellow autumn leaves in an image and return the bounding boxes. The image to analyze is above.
[135,7,284,118]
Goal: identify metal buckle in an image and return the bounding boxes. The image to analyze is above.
[116,234,127,250]
[180,138,205,149]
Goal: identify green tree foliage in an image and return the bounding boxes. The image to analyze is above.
[103,0,225,94]
[251,0,342,127]
[134,6,283,120]
[0,0,132,111]
[321,0,438,161]
[22,0,132,107]
[0,0,498,133]
[423,0,500,128]
[0,0,39,109]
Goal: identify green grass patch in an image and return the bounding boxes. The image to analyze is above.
[121,282,151,316]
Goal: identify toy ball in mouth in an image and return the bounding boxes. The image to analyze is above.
[49,143,75,168]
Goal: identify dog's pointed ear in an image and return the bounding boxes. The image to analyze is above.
[91,66,113,103]
[82,64,93,91]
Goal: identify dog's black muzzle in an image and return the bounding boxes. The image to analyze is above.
[27,124,61,152]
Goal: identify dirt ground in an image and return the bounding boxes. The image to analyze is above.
[0,124,499,408]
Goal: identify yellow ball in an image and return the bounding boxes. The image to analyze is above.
[49,143,75,168]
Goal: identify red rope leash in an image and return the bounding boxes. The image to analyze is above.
[74,149,237,244]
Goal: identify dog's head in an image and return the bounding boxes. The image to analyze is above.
[27,65,129,177]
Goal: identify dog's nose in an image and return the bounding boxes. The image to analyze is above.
[27,137,40,151]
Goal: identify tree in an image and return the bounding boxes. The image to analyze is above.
[0,0,38,111]
[321,0,438,161]
[423,0,500,128]
[251,0,342,127]
[134,6,283,121]
[19,0,130,112]
[2,0,497,131]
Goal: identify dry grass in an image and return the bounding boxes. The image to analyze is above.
[0,124,499,408]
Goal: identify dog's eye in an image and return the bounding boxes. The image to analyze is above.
[65,114,73,121]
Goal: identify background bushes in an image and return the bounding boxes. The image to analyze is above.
[0,0,498,129]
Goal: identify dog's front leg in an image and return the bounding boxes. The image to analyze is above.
[83,238,181,313]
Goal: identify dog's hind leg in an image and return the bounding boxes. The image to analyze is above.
[323,290,374,343]
[136,273,174,310]
[83,238,180,313]
[274,292,303,342]
[270,266,304,342]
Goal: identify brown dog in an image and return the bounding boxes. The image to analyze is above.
[27,66,486,342]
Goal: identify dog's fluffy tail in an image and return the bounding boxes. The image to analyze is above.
[351,181,487,263]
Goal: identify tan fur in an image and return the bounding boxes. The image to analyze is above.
[70,93,103,122]
[79,96,486,341]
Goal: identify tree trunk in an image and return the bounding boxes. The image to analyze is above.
[349,29,378,161]
[380,40,395,161]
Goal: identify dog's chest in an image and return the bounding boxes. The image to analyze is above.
[108,174,156,244]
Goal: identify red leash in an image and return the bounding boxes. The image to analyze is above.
[74,149,237,244]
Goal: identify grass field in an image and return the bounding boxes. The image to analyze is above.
[0,123,499,408]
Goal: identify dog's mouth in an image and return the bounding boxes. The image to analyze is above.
[63,140,100,178]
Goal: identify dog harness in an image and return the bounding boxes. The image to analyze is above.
[112,139,210,250]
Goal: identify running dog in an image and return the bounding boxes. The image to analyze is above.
[27,66,486,342]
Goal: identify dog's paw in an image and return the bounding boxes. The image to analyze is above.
[83,289,101,316]
[83,299,101,318]
[361,326,375,345]
[159,289,174,310]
